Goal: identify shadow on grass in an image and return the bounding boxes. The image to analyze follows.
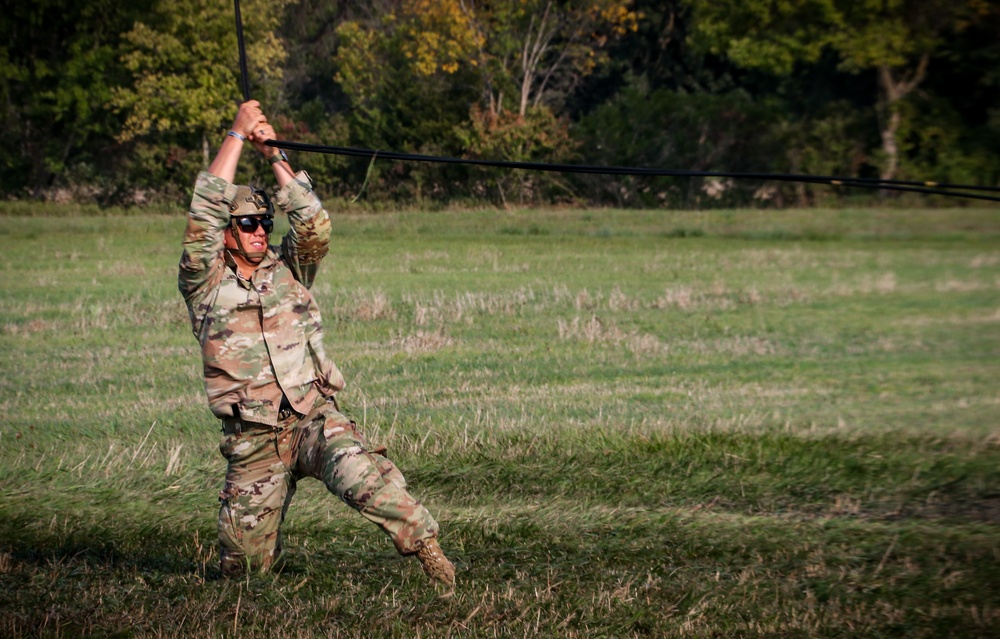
[412,430,1000,524]
[0,516,215,578]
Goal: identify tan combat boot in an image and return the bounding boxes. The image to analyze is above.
[415,538,455,589]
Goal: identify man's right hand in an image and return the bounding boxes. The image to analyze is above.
[208,101,266,183]
[232,100,267,139]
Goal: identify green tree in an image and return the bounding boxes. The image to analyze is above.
[112,0,291,169]
[331,0,641,204]
[575,84,784,207]
[0,0,154,197]
[684,0,990,182]
[461,0,641,118]
[457,0,640,203]
[331,0,485,202]
[333,0,482,146]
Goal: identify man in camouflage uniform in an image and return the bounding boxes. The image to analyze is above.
[178,100,454,588]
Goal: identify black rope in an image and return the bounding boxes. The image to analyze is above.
[265,140,1000,203]
[234,0,251,102]
[233,0,999,203]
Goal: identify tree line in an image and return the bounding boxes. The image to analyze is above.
[2,0,998,209]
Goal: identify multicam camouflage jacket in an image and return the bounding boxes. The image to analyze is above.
[178,171,345,426]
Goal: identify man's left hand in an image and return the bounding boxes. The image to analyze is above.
[250,123,280,160]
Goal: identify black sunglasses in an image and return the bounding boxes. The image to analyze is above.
[233,216,274,234]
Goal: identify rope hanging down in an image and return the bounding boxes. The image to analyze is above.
[233,0,1000,204]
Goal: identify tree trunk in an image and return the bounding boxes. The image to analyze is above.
[519,67,533,117]
[879,108,902,183]
[518,1,555,117]
[876,54,929,188]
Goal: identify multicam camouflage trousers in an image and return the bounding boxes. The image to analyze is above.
[217,399,439,576]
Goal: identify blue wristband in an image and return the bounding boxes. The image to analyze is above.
[227,130,246,142]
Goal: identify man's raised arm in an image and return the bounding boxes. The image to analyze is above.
[178,101,266,301]
[249,121,332,289]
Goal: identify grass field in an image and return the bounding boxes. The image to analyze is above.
[1,206,998,638]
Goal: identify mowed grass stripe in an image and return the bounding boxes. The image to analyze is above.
[5,425,997,526]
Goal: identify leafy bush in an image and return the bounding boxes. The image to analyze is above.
[458,105,579,207]
[574,83,785,208]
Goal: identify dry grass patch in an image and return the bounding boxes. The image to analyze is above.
[556,314,667,356]
[389,327,454,354]
[406,288,538,325]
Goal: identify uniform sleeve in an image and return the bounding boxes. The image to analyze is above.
[178,171,239,303]
[274,171,332,290]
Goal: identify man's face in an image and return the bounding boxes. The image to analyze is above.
[224,215,273,263]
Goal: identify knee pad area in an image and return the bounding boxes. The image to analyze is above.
[217,477,288,575]
[325,446,405,510]
[218,502,282,576]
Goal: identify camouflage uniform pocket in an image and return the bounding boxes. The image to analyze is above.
[219,432,238,459]
[364,451,407,491]
[347,420,388,456]
[219,429,268,463]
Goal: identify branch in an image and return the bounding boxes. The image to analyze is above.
[521,2,556,115]
[878,52,931,104]
[899,52,930,96]
[532,16,589,110]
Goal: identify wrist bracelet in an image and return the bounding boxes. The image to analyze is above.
[227,130,246,142]
[268,149,289,165]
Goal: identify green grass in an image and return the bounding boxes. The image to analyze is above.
[1,206,998,637]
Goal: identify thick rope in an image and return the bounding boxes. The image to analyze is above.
[264,140,1000,203]
[234,0,251,102]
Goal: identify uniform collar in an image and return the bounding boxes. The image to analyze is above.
[224,246,277,277]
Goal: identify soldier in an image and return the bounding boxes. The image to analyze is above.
[178,100,454,588]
